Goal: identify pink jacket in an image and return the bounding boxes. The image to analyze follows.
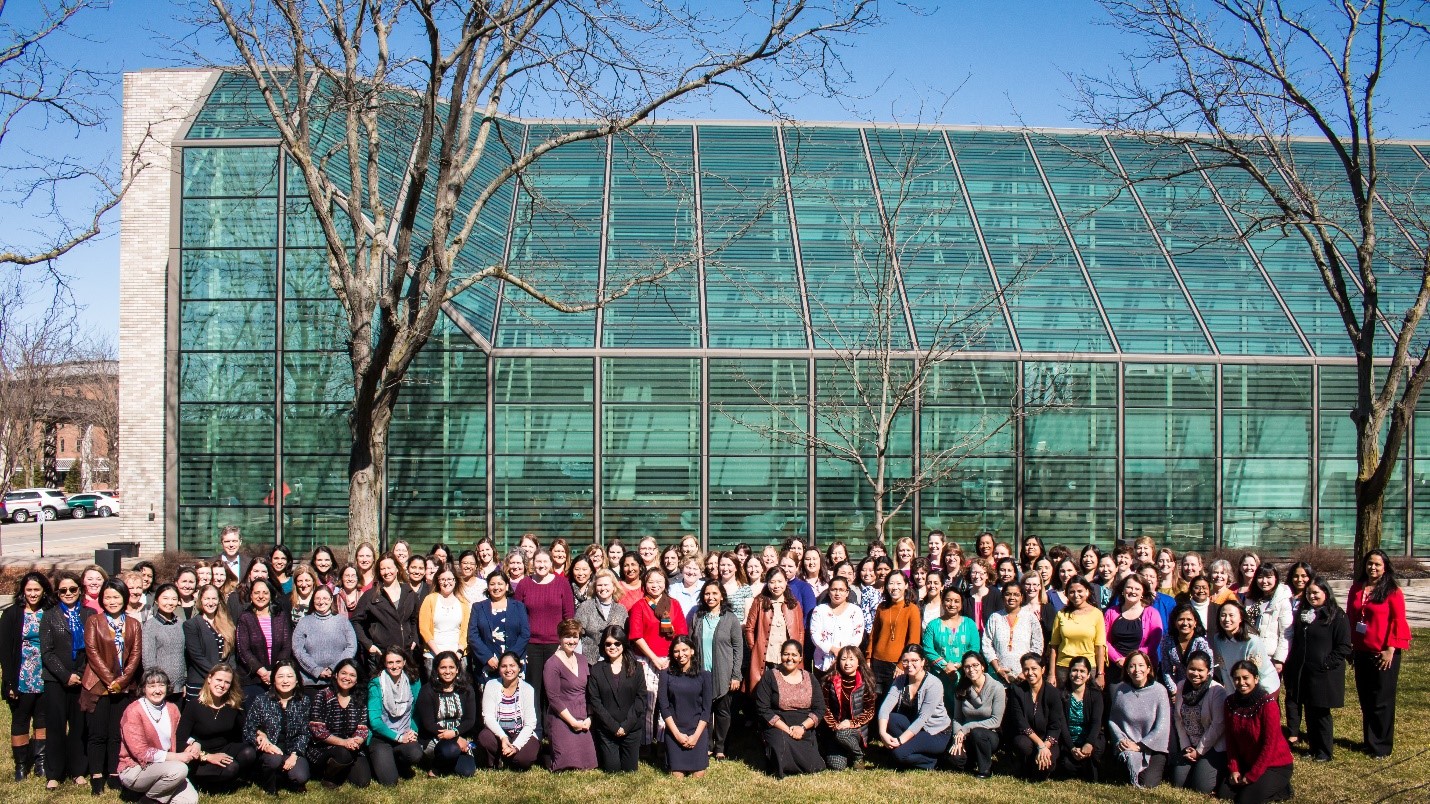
[117,699,183,774]
[1104,606,1164,668]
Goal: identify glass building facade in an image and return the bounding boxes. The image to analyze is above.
[169,73,1430,556]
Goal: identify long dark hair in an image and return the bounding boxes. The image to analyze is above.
[1244,564,1280,602]
[1358,549,1399,604]
[666,635,699,677]
[1306,577,1344,619]
[429,651,469,693]
[1216,599,1252,642]
[13,571,54,610]
[1167,602,1207,640]
[695,580,730,616]
[328,657,367,704]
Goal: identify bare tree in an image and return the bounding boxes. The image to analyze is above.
[0,0,126,269]
[1075,0,1430,559]
[714,127,1029,545]
[204,0,879,549]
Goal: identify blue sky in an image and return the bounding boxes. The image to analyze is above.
[10,0,1429,341]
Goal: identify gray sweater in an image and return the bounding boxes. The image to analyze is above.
[141,612,187,694]
[951,678,1006,737]
[1108,681,1172,753]
[292,611,358,686]
[878,673,951,736]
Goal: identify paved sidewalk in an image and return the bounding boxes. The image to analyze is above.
[1329,580,1430,627]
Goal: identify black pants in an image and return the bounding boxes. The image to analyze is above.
[367,736,422,787]
[310,744,372,788]
[525,642,557,716]
[7,691,42,736]
[948,727,1000,776]
[189,742,257,791]
[1217,762,1293,803]
[1170,749,1225,794]
[43,685,84,782]
[85,694,127,778]
[1284,697,1303,739]
[1353,649,1400,758]
[1060,746,1100,783]
[430,738,477,777]
[710,693,734,755]
[593,727,642,772]
[258,750,311,791]
[1012,734,1060,781]
[870,659,897,700]
[1303,704,1336,760]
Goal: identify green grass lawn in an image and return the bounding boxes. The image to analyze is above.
[7,631,1428,803]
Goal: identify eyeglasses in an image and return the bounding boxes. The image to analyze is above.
[602,641,622,648]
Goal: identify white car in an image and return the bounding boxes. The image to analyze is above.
[4,488,73,522]
[66,491,122,519]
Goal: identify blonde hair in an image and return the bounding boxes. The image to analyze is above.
[197,584,236,656]
[198,663,243,709]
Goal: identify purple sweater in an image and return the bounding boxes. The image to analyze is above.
[514,576,575,645]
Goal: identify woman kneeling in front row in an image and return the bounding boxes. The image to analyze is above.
[876,643,951,770]
[1218,660,1294,804]
[753,640,826,778]
[118,669,199,804]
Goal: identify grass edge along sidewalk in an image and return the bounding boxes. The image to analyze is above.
[3,629,1428,804]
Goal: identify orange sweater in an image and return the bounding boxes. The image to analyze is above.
[867,601,922,663]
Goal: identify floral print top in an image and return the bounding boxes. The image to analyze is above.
[18,610,43,693]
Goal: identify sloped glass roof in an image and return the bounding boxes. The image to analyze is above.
[185,73,1430,358]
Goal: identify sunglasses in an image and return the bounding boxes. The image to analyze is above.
[602,641,622,648]
[58,586,81,594]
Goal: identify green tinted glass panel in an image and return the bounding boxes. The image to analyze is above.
[179,454,275,506]
[283,353,351,403]
[179,405,274,455]
[283,299,347,351]
[177,507,274,554]
[182,198,278,249]
[181,300,276,351]
[183,147,280,198]
[182,250,277,300]
[493,358,593,403]
[949,130,1113,352]
[282,404,350,454]
[181,353,275,403]
[186,73,280,139]
[699,126,807,348]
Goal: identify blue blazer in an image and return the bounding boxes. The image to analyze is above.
[787,577,818,627]
[467,599,530,669]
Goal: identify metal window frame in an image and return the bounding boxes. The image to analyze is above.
[858,128,920,350]
[940,131,1021,352]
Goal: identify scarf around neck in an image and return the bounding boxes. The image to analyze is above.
[379,670,413,722]
[60,601,85,660]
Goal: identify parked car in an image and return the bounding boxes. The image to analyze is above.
[66,491,121,519]
[3,488,72,522]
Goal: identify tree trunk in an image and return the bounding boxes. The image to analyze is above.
[1354,478,1384,560]
[347,400,391,553]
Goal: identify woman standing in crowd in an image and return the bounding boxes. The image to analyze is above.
[182,585,234,701]
[800,549,830,600]
[1234,554,1260,598]
[947,651,1004,779]
[744,567,803,692]
[2,571,52,782]
[177,664,255,793]
[515,550,575,712]
[922,587,979,711]
[354,543,378,591]
[366,648,422,787]
[1005,652,1065,782]
[309,547,338,590]
[1212,600,1279,695]
[477,652,539,771]
[1047,577,1103,687]
[81,566,107,614]
[1209,560,1237,605]
[1346,549,1411,760]
[809,577,865,677]
[1185,575,1216,633]
[419,565,470,675]
[617,555,645,608]
[629,567,687,673]
[1058,656,1104,782]
[1107,650,1171,789]
[575,570,627,658]
[586,625,647,772]
[270,546,294,596]
[718,553,753,623]
[1218,660,1294,804]
[174,569,199,620]
[225,560,274,623]
[335,566,363,617]
[116,669,199,804]
[1156,548,1182,596]
[1105,575,1162,686]
[142,584,186,701]
[658,635,713,778]
[306,658,372,788]
[549,539,570,577]
[753,640,825,778]
[1241,565,1292,674]
[689,582,742,760]
[354,556,421,676]
[293,587,356,691]
[1019,536,1045,576]
[468,572,529,683]
[543,620,597,772]
[456,551,485,604]
[236,578,293,702]
[40,571,91,789]
[84,577,142,794]
[820,645,875,771]
[245,660,312,794]
[417,652,478,778]
[1160,603,1212,695]
[867,572,921,695]
[568,557,596,607]
[962,561,994,630]
[1169,650,1226,795]
[288,566,318,624]
[985,583,1043,685]
[876,643,950,771]
[1284,577,1352,762]
[669,558,705,616]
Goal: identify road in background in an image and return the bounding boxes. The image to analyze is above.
[0,516,126,560]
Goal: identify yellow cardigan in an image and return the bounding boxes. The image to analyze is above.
[417,591,472,656]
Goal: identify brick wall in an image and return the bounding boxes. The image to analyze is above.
[119,70,216,554]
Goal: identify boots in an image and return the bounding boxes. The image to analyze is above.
[11,744,31,782]
[30,740,44,780]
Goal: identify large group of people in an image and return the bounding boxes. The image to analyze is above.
[0,525,1414,803]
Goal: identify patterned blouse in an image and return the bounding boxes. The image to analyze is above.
[18,610,42,694]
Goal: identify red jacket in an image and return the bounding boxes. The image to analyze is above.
[1224,693,1293,782]
[1346,583,1412,653]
